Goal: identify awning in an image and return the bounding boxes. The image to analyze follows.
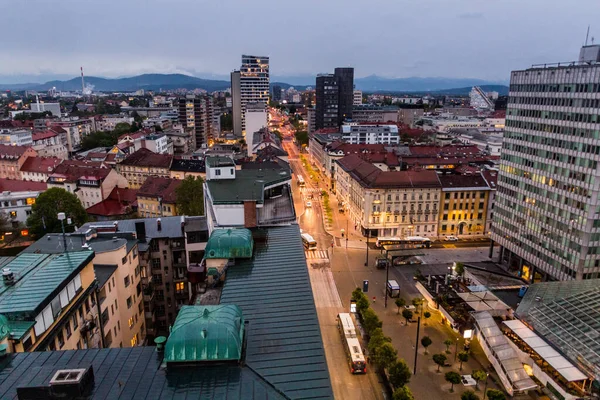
[503,320,588,382]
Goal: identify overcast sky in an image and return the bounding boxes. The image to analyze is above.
[1,0,599,83]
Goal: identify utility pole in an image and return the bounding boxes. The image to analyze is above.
[414,316,421,375]
[364,229,370,266]
[58,212,67,252]
[384,249,389,308]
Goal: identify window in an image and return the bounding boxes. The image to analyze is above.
[124,276,130,288]
[128,317,134,328]
[215,169,221,176]
[176,282,185,292]
[131,334,138,347]
[127,296,133,309]
[444,204,449,210]
[26,197,35,205]
[57,331,64,348]
[152,258,161,269]
[72,314,78,330]
[115,299,118,311]
[122,256,127,265]
[65,322,72,339]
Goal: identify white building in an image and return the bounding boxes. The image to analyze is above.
[231,55,269,135]
[133,134,172,155]
[353,90,363,106]
[0,129,32,146]
[469,86,495,111]
[0,182,47,226]
[492,51,600,281]
[244,104,268,156]
[29,102,61,117]
[49,117,95,152]
[341,124,400,145]
[96,115,134,132]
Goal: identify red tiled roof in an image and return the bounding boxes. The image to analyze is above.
[438,173,491,189]
[137,176,181,203]
[87,187,138,217]
[19,157,61,174]
[0,178,47,192]
[403,155,495,167]
[50,160,110,182]
[0,145,33,159]
[408,145,481,157]
[118,132,145,142]
[327,141,386,154]
[85,152,108,160]
[336,154,440,189]
[32,130,58,141]
[481,170,498,189]
[120,148,172,169]
[356,152,400,167]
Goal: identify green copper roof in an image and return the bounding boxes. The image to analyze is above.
[164,305,244,363]
[0,251,94,316]
[205,229,253,259]
[6,320,34,340]
[0,314,8,341]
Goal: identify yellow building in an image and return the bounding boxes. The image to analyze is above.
[0,251,101,353]
[92,236,145,348]
[117,148,172,189]
[136,176,181,218]
[438,173,492,238]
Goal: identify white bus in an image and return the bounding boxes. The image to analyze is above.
[297,175,305,187]
[301,233,317,250]
[375,236,431,249]
[337,313,367,374]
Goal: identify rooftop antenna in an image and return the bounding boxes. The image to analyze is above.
[585,25,590,46]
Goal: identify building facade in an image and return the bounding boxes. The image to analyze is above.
[0,145,37,180]
[137,177,181,218]
[244,104,268,156]
[178,95,213,149]
[117,148,173,189]
[353,90,363,106]
[0,129,32,146]
[335,154,441,238]
[231,55,270,136]
[352,105,399,124]
[0,180,47,227]
[341,124,400,145]
[492,57,600,281]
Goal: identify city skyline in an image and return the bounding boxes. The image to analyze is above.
[1,0,599,83]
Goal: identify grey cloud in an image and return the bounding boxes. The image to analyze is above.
[458,12,484,19]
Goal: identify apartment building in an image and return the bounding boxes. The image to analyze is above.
[0,129,32,146]
[137,177,181,217]
[0,179,47,227]
[231,55,270,135]
[352,105,399,124]
[95,114,134,132]
[117,148,173,189]
[77,217,209,339]
[438,173,492,238]
[178,95,213,149]
[335,154,441,238]
[19,156,61,182]
[492,51,600,281]
[315,67,354,129]
[0,145,37,180]
[0,251,101,353]
[48,117,95,153]
[341,124,400,145]
[47,160,128,208]
[133,133,173,155]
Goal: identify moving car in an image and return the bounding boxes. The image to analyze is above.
[305,201,312,208]
[444,235,459,242]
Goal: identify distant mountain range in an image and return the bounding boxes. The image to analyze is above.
[0,73,508,95]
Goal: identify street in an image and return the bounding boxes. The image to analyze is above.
[274,112,504,399]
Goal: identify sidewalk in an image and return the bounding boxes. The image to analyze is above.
[369,294,504,398]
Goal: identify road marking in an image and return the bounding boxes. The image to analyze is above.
[307,261,342,308]
[305,250,329,260]
[443,244,458,248]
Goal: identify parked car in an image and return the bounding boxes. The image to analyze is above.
[461,375,477,387]
[444,235,459,241]
[305,201,312,208]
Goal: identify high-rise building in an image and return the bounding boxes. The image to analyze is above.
[230,55,269,137]
[315,67,354,130]
[272,85,282,101]
[178,95,213,149]
[353,90,363,106]
[491,47,600,282]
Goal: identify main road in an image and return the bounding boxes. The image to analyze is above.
[282,135,383,400]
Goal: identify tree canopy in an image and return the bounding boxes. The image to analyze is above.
[81,122,132,150]
[372,342,397,370]
[461,390,480,400]
[388,359,411,389]
[294,130,309,146]
[175,176,205,216]
[402,309,413,324]
[433,353,447,372]
[445,371,462,392]
[485,389,506,400]
[392,386,414,400]
[421,336,432,353]
[27,188,88,237]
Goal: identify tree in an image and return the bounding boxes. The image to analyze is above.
[368,328,391,357]
[372,342,397,370]
[423,311,431,325]
[445,371,461,392]
[472,370,487,391]
[154,124,163,132]
[411,297,423,311]
[401,309,413,324]
[27,188,88,237]
[388,359,411,389]
[433,353,447,372]
[395,298,406,314]
[458,351,469,371]
[175,176,205,216]
[362,308,382,335]
[294,130,309,146]
[131,111,143,123]
[485,389,506,400]
[421,336,432,354]
[357,296,370,314]
[220,113,233,131]
[455,262,465,277]
[444,339,454,354]
[392,386,414,400]
[461,390,480,400]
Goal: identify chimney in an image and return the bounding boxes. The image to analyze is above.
[2,268,15,286]
[134,221,146,241]
[157,218,162,231]
[113,221,118,232]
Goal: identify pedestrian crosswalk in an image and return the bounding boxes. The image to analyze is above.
[301,188,322,194]
[305,250,329,260]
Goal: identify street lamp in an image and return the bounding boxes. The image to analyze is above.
[454,337,459,362]
[57,212,67,252]
[482,373,490,399]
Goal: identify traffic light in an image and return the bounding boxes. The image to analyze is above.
[363,280,369,293]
